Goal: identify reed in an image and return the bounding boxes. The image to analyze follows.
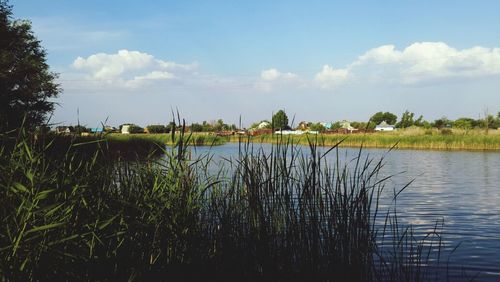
[0,127,447,281]
[107,133,228,146]
[230,132,500,151]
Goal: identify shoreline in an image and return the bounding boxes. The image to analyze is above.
[228,133,500,152]
[102,132,500,152]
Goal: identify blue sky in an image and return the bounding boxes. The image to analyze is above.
[10,0,500,127]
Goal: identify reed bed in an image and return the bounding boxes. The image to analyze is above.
[0,127,446,281]
[107,133,228,146]
[231,132,500,151]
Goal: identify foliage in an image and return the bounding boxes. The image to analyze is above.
[166,121,178,132]
[351,121,376,130]
[128,124,144,134]
[396,110,415,128]
[484,114,499,129]
[189,120,235,132]
[213,119,235,131]
[146,124,168,133]
[440,128,453,135]
[272,110,289,129]
[420,120,432,129]
[0,1,60,132]
[432,117,452,129]
[413,115,425,127]
[370,111,397,125]
[453,118,475,130]
[72,125,89,134]
[251,120,271,129]
[236,132,500,150]
[190,123,203,132]
[308,122,325,132]
[331,121,342,130]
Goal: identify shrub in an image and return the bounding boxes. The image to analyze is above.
[128,124,144,133]
[146,124,167,133]
[440,128,453,135]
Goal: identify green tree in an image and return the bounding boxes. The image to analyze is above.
[128,124,144,134]
[166,122,177,132]
[413,115,424,127]
[0,1,60,131]
[331,121,342,130]
[370,111,397,125]
[190,123,203,132]
[272,110,289,129]
[397,110,415,128]
[432,117,451,129]
[483,114,498,130]
[146,124,167,133]
[213,119,227,131]
[309,122,325,132]
[453,118,474,130]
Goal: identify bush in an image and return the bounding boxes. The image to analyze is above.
[146,124,167,133]
[128,125,144,134]
[440,128,453,135]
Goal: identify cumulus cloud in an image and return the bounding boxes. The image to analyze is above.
[315,65,349,88]
[260,68,297,81]
[316,42,500,88]
[68,42,500,93]
[256,68,299,91]
[71,49,196,88]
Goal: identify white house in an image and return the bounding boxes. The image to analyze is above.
[275,130,318,135]
[121,124,131,134]
[340,120,358,132]
[257,121,271,129]
[375,121,395,131]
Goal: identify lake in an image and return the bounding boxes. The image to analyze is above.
[187,142,500,281]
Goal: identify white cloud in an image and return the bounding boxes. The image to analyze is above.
[316,42,500,88]
[260,68,297,81]
[256,68,299,91]
[71,50,196,89]
[315,65,349,88]
[67,42,500,94]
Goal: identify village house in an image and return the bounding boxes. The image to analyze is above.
[121,124,131,134]
[340,120,358,133]
[375,121,395,131]
[321,122,333,130]
[257,121,271,129]
[297,121,310,130]
[55,126,72,134]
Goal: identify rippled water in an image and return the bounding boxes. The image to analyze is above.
[187,143,500,280]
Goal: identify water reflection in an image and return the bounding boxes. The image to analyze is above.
[183,143,500,280]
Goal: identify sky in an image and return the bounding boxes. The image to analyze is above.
[9,0,500,128]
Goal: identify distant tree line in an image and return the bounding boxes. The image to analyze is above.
[190,119,237,132]
[51,110,500,135]
[246,109,500,133]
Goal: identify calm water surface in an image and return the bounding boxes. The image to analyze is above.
[188,143,500,280]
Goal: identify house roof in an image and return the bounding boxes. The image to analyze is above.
[377,120,394,127]
[377,121,394,127]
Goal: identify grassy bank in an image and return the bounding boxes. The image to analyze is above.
[107,132,229,146]
[231,129,500,151]
[0,129,446,281]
